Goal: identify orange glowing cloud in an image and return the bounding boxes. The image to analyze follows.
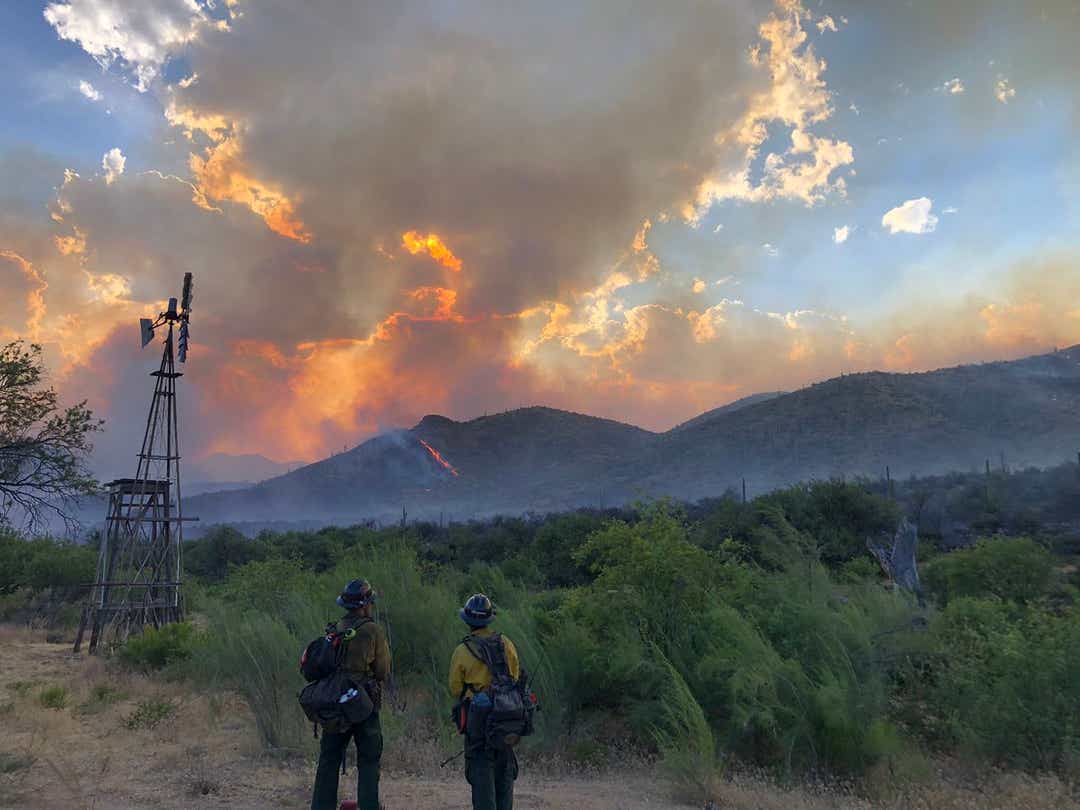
[401,230,463,272]
[190,138,311,243]
[0,250,47,339]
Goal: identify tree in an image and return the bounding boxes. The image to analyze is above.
[0,341,102,532]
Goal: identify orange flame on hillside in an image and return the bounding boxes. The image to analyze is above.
[401,231,463,272]
[418,438,460,476]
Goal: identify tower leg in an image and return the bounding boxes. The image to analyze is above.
[73,605,89,653]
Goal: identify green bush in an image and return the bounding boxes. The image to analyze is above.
[924,597,1080,769]
[560,506,921,775]
[155,491,1078,781]
[38,685,69,710]
[124,698,176,730]
[923,537,1056,606]
[118,623,198,672]
[0,752,34,774]
[79,683,127,715]
[0,531,96,594]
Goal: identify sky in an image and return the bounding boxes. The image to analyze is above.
[1,0,1079,476]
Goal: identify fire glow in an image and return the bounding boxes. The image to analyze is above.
[418,438,461,476]
[401,231,463,272]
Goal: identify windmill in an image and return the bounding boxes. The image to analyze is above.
[75,273,198,653]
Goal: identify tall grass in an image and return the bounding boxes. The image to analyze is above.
[186,541,560,754]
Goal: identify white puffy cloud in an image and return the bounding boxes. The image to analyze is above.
[882,197,938,235]
[686,0,854,219]
[941,77,965,94]
[833,225,850,244]
[78,79,102,101]
[44,0,209,91]
[816,15,838,33]
[763,243,779,257]
[692,278,706,294]
[102,147,126,184]
[995,76,1016,104]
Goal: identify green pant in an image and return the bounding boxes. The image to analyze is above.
[310,712,382,810]
[465,743,517,810]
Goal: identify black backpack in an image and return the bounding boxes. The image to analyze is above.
[297,620,374,735]
[463,633,537,748]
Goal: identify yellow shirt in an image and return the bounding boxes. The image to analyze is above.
[448,626,520,699]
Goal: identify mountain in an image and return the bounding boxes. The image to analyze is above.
[186,346,1080,527]
[188,407,655,525]
[187,453,304,484]
[671,391,786,432]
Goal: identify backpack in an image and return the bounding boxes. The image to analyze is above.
[297,619,374,735]
[462,633,537,748]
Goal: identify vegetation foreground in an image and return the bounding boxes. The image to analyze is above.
[2,477,1079,807]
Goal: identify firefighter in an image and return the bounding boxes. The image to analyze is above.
[448,593,521,810]
[311,579,391,810]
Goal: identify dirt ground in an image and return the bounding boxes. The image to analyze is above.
[0,631,684,809]
[1,629,1077,810]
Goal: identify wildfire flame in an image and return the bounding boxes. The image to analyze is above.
[418,438,460,476]
[401,230,463,272]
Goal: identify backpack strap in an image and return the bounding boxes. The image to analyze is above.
[462,633,510,679]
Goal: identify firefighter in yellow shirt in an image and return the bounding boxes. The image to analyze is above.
[448,594,520,810]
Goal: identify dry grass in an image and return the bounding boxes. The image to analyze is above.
[0,625,1076,810]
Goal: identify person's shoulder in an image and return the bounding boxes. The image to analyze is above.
[355,618,385,639]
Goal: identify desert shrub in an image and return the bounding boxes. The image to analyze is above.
[118,622,197,672]
[189,607,309,750]
[925,597,1080,769]
[0,531,96,594]
[183,526,265,582]
[6,680,37,697]
[37,685,69,710]
[923,537,1056,606]
[79,683,127,714]
[0,752,34,774]
[756,480,901,566]
[562,506,919,775]
[125,698,176,730]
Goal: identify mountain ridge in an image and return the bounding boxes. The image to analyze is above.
[186,346,1080,527]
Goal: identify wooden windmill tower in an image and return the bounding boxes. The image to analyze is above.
[75,273,198,653]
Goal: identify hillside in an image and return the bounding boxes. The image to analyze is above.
[186,346,1080,526]
[189,407,655,525]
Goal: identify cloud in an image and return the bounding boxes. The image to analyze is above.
[686,0,854,219]
[833,225,850,244]
[943,206,958,214]
[941,77,965,94]
[102,147,126,184]
[763,243,779,257]
[0,251,48,340]
[78,79,102,101]
[188,137,310,242]
[995,76,1016,104]
[11,0,1079,474]
[44,0,210,92]
[692,278,706,294]
[816,16,838,34]
[882,197,938,235]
